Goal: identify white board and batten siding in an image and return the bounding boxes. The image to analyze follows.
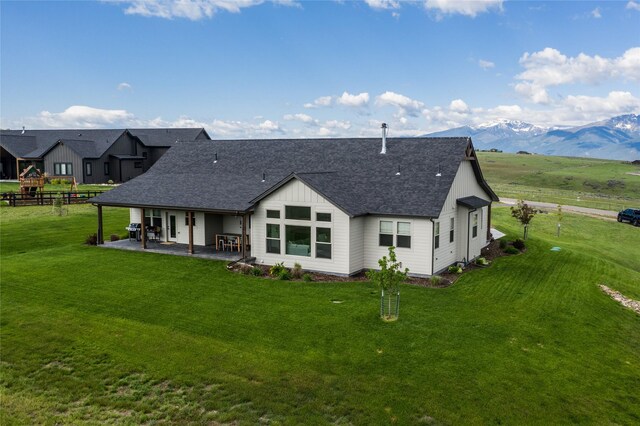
[433,160,490,273]
[252,179,351,275]
[360,216,434,276]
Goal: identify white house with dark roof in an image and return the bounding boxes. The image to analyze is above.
[92,135,498,276]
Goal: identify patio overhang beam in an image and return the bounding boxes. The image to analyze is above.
[92,201,254,216]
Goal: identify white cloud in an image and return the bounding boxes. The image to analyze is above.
[117,82,132,91]
[563,91,640,114]
[627,1,640,12]
[424,0,503,18]
[449,99,469,113]
[591,7,601,18]
[324,119,351,130]
[114,0,298,21]
[336,91,370,107]
[376,91,424,116]
[364,0,400,10]
[478,59,495,70]
[35,105,135,128]
[304,95,333,108]
[283,113,315,123]
[515,47,640,103]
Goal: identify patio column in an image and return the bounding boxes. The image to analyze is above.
[97,205,104,245]
[188,211,194,255]
[241,213,248,260]
[141,208,147,249]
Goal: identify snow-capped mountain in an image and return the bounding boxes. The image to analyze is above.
[425,114,640,160]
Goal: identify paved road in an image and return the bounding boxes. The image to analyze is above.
[499,197,618,218]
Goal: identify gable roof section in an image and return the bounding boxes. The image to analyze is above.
[0,134,39,158]
[127,128,210,147]
[93,137,496,218]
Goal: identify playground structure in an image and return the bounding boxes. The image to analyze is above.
[19,165,45,197]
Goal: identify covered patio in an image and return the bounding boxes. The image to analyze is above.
[100,238,248,261]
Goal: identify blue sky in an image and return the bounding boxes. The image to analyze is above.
[1,0,639,138]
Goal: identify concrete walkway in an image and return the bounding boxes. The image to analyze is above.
[499,197,618,218]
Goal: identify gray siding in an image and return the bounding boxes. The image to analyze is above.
[44,143,84,183]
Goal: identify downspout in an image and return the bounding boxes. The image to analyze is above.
[429,218,435,276]
[466,208,476,265]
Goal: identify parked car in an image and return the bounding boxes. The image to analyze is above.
[617,208,640,226]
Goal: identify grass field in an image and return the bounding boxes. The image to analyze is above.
[1,205,639,424]
[0,182,114,193]
[478,152,640,211]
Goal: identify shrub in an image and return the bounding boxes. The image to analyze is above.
[475,257,489,266]
[59,179,69,185]
[269,262,286,277]
[448,265,462,274]
[513,238,526,250]
[238,264,253,275]
[430,275,442,285]
[504,246,520,255]
[302,273,313,282]
[278,270,291,281]
[50,178,60,185]
[110,234,120,242]
[291,262,303,279]
[107,179,114,185]
[499,239,508,249]
[251,267,262,276]
[85,233,98,246]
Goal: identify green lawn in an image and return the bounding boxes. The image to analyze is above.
[1,205,639,424]
[0,182,115,193]
[478,152,640,211]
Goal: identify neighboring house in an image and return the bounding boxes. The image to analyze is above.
[93,136,499,276]
[0,128,210,183]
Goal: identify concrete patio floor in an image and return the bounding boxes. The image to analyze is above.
[100,238,246,261]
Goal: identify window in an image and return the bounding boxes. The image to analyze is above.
[266,209,280,219]
[396,222,411,248]
[134,161,143,169]
[450,218,455,243]
[266,224,281,254]
[85,162,92,176]
[184,212,196,226]
[316,212,331,222]
[379,220,393,246]
[285,206,311,221]
[54,162,73,176]
[144,209,162,227]
[285,225,311,256]
[316,227,331,259]
[434,221,440,249]
[104,162,110,176]
[472,213,478,238]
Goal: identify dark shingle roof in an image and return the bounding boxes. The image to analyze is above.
[128,128,207,147]
[93,137,498,218]
[457,196,492,209]
[1,128,208,159]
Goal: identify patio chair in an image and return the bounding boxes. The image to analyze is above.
[226,237,239,252]
[217,236,226,251]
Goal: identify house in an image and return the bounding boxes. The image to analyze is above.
[0,128,210,183]
[92,135,499,277]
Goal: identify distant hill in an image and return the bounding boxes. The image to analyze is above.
[426,114,640,161]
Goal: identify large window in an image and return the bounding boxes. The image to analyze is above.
[316,227,331,259]
[434,221,440,249]
[85,162,92,176]
[54,162,73,176]
[450,217,455,243]
[266,224,281,254]
[472,213,478,238]
[144,209,162,227]
[285,206,311,221]
[379,220,393,246]
[286,225,311,256]
[397,222,411,248]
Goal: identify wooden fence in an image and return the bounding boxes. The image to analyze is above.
[1,191,105,207]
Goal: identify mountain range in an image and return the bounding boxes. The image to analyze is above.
[425,114,640,161]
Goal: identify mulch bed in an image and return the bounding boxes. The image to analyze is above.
[230,239,515,288]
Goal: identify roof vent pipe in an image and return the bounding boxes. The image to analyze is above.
[214,153,218,164]
[21,126,25,134]
[380,123,388,154]
[261,172,266,183]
